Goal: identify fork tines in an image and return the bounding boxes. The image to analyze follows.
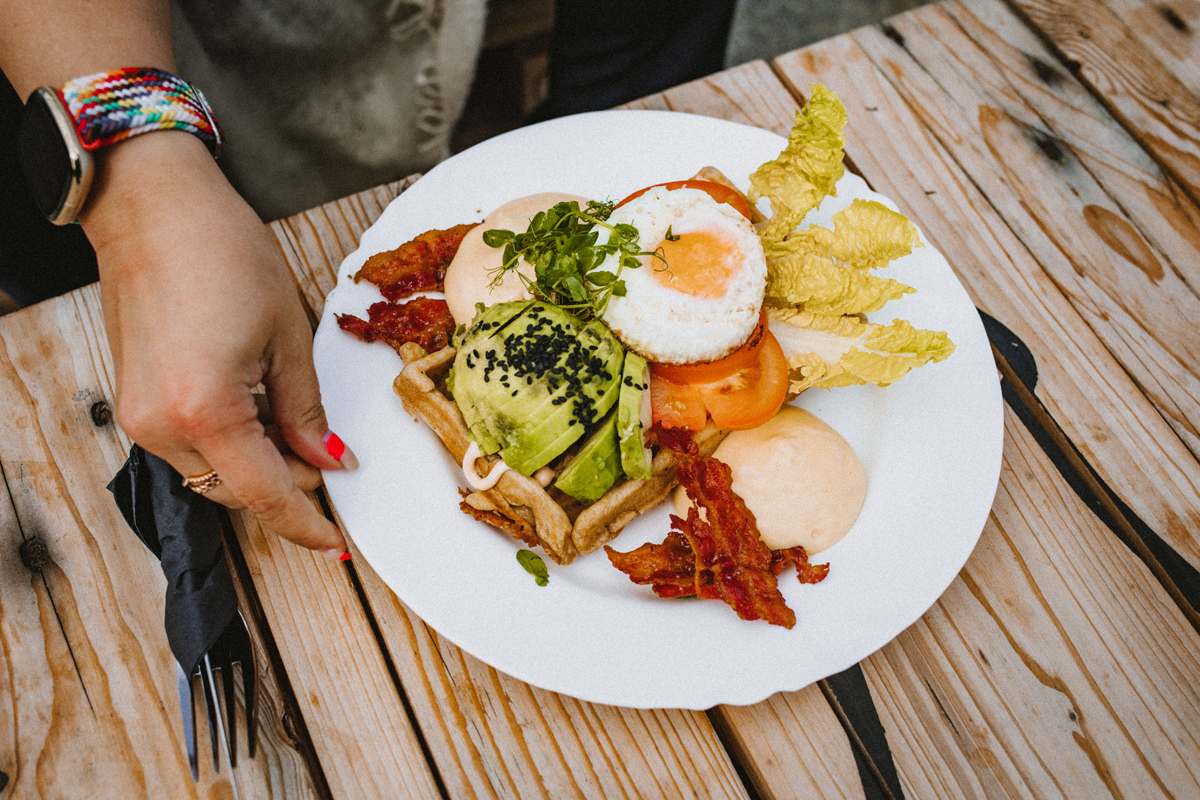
[181,613,256,779]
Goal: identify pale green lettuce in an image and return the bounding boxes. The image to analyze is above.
[766,306,955,393]
[751,86,954,391]
[765,199,922,316]
[749,84,847,248]
[768,199,923,269]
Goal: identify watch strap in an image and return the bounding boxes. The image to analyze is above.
[58,67,223,157]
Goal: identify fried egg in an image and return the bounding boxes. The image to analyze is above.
[597,186,766,364]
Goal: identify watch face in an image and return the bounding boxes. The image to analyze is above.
[16,88,92,224]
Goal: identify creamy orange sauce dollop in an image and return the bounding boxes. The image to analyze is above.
[672,406,866,554]
[443,192,588,326]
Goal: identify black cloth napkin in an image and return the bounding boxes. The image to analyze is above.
[107,445,237,676]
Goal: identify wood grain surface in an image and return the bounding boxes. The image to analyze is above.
[0,288,317,799]
[1006,0,1200,202]
[863,406,1200,798]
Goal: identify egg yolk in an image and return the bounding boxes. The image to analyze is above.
[652,229,740,298]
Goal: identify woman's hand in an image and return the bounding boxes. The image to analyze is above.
[83,131,353,556]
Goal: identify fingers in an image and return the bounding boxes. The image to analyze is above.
[181,452,326,509]
[192,415,347,554]
[132,386,347,555]
[262,310,360,473]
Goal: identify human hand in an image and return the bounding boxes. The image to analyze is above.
[83,131,354,556]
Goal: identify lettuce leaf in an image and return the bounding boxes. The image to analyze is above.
[765,199,922,315]
[765,254,915,316]
[767,199,923,269]
[749,84,847,248]
[750,86,954,393]
[766,306,955,392]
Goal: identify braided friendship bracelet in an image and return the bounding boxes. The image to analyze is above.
[58,67,223,156]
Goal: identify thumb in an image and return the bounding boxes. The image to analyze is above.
[265,323,359,473]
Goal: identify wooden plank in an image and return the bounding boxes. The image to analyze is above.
[620,59,802,139]
[346,546,756,800]
[269,177,419,326]
[953,0,1200,298]
[0,288,318,799]
[226,510,442,800]
[861,405,1200,798]
[915,0,1200,455]
[1005,0,1200,201]
[1091,0,1200,97]
[713,695,866,799]
[771,7,1200,571]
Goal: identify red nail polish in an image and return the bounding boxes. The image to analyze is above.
[323,430,346,461]
[339,551,352,562]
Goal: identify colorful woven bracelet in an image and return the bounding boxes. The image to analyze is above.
[58,67,223,156]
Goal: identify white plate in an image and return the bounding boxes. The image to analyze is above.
[314,110,1004,710]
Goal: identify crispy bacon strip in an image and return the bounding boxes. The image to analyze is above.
[607,455,827,628]
[604,530,697,599]
[673,456,795,627]
[771,546,831,585]
[336,296,455,355]
[456,488,540,550]
[353,223,478,300]
[646,423,698,456]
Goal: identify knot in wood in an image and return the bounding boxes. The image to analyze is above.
[281,710,300,748]
[90,400,112,427]
[1159,5,1188,31]
[1030,129,1067,164]
[1027,55,1060,86]
[19,537,51,572]
[879,23,905,47]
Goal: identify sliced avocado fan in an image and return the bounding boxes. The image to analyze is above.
[451,301,624,476]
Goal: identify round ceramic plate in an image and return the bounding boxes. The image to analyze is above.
[313,110,1004,710]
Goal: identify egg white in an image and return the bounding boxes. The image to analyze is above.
[597,186,766,364]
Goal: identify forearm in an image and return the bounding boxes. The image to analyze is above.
[0,0,174,98]
[0,0,220,264]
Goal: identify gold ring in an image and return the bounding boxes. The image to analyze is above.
[182,469,221,494]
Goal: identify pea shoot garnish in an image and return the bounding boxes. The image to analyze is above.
[482,200,660,319]
[517,549,549,586]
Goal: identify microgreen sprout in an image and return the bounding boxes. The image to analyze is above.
[482,200,664,320]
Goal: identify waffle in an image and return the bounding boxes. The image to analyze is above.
[392,342,728,564]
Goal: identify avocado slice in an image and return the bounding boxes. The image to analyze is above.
[496,317,623,471]
[451,302,624,475]
[554,407,620,502]
[616,351,653,480]
[452,302,530,454]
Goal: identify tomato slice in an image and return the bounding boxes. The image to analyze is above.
[652,314,767,384]
[650,374,708,431]
[698,327,789,430]
[648,316,790,432]
[616,179,754,221]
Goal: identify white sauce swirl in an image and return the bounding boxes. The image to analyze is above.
[461,441,511,490]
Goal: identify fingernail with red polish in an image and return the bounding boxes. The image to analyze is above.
[322,547,351,562]
[323,431,359,471]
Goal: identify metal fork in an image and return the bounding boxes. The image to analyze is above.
[177,611,256,794]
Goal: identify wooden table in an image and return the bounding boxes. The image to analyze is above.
[4,0,1200,795]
